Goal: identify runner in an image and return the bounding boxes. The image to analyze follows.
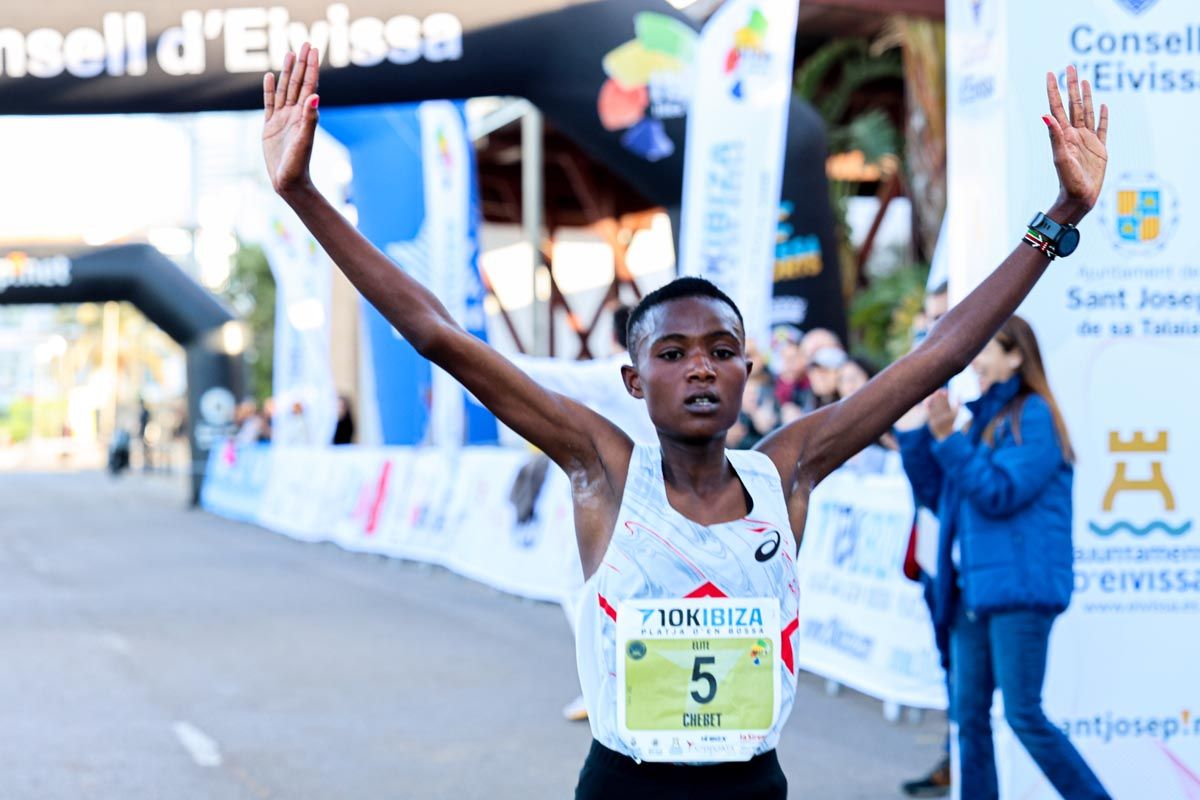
[261,46,1108,798]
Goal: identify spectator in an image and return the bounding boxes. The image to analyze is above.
[776,329,845,421]
[137,396,152,471]
[332,395,356,445]
[896,316,1110,800]
[911,282,949,348]
[277,400,311,446]
[258,397,276,441]
[800,327,842,363]
[771,326,806,408]
[836,356,872,399]
[234,399,266,446]
[798,346,845,412]
[727,342,779,450]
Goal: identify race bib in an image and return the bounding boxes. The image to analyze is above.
[616,597,781,763]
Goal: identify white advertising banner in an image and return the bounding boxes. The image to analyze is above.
[210,442,946,698]
[417,100,471,448]
[796,470,947,710]
[947,0,1200,796]
[678,0,798,347]
[212,444,581,603]
[260,205,338,448]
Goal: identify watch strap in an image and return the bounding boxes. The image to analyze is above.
[1024,228,1058,260]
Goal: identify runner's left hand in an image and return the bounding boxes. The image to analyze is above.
[1044,65,1109,225]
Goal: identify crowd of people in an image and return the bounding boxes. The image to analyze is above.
[726,325,893,457]
[232,394,356,447]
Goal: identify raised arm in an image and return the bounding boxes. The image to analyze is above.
[261,46,632,484]
[759,65,1108,491]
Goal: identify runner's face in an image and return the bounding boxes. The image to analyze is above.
[625,297,749,441]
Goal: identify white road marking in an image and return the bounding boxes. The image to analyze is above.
[172,721,223,767]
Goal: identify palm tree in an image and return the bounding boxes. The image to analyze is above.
[794,37,903,297]
[873,15,947,261]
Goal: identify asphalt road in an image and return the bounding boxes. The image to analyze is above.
[0,470,944,799]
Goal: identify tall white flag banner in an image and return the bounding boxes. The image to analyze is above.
[947,1,1200,797]
[260,201,338,448]
[678,0,799,347]
[418,100,470,447]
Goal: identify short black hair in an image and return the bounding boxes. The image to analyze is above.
[626,277,744,359]
[611,304,632,351]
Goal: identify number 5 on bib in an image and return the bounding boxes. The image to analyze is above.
[616,597,781,763]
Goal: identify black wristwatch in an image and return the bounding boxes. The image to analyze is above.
[1024,212,1080,259]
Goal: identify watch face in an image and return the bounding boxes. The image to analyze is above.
[1059,228,1081,256]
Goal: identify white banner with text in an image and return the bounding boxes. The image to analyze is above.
[796,469,947,710]
[678,0,798,347]
[203,443,944,708]
[947,0,1200,796]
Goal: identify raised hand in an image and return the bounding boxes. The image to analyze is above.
[262,43,320,197]
[1044,65,1109,224]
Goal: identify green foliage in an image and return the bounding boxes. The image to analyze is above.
[794,38,903,152]
[223,242,275,402]
[848,262,929,367]
[794,38,867,103]
[795,36,913,362]
[832,109,901,166]
[1,397,33,443]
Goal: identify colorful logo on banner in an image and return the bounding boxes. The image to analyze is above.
[724,9,769,100]
[1114,0,1159,15]
[436,127,453,172]
[952,0,999,108]
[960,0,997,44]
[597,13,697,161]
[770,202,821,329]
[774,202,822,281]
[1089,430,1194,538]
[1117,188,1162,243]
[1100,172,1180,254]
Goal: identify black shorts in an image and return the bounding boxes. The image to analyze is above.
[574,740,788,799]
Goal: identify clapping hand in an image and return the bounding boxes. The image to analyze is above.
[1044,65,1109,225]
[262,43,321,198]
[925,389,959,442]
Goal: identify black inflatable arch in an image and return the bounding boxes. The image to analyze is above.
[0,243,244,504]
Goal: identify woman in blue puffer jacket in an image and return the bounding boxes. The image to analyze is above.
[897,315,1110,800]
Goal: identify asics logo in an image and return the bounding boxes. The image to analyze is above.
[754,530,782,562]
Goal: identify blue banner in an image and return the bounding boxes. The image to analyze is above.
[200,441,272,523]
[321,104,496,445]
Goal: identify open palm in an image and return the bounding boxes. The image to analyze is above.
[1044,65,1109,220]
[262,43,320,195]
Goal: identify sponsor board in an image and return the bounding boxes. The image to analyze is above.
[795,470,946,710]
[947,1,1200,795]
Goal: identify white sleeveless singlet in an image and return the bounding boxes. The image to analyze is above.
[575,444,800,762]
